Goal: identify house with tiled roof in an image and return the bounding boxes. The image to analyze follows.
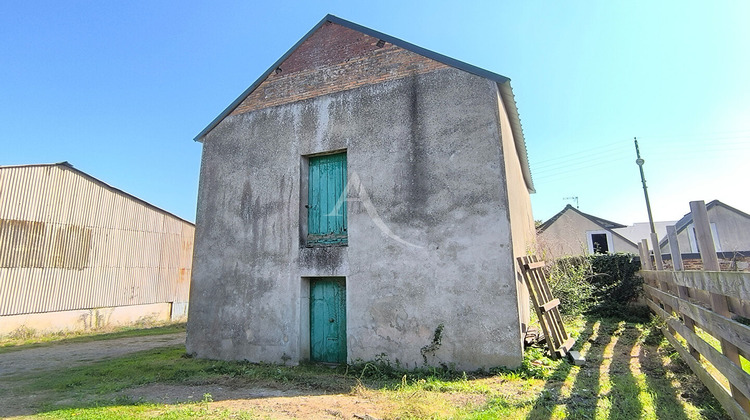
[537,205,640,257]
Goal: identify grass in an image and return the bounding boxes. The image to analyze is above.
[38,397,258,420]
[1,316,731,419]
[0,322,186,354]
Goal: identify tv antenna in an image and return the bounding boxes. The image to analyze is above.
[563,196,579,209]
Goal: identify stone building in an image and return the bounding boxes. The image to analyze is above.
[186,15,536,370]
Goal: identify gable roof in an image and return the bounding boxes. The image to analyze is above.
[537,204,627,232]
[538,205,638,249]
[0,162,194,225]
[658,199,750,248]
[194,14,534,192]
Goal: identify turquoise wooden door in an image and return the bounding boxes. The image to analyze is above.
[310,278,346,363]
[307,153,347,245]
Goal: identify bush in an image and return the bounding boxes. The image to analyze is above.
[587,253,643,317]
[545,253,644,319]
[546,256,596,316]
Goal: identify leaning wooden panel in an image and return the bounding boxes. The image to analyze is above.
[517,255,574,359]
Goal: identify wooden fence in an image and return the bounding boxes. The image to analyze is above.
[641,201,750,420]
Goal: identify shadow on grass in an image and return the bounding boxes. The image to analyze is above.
[527,317,703,420]
[525,318,600,419]
[636,325,690,420]
[607,323,644,420]
[640,325,730,419]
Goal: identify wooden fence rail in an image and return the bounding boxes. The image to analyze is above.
[642,270,750,420]
[641,200,750,420]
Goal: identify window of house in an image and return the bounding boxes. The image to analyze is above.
[687,223,721,253]
[306,152,347,246]
[586,230,612,254]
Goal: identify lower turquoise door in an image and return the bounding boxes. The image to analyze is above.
[310,278,346,363]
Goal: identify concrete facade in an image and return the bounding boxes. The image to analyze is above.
[187,15,535,370]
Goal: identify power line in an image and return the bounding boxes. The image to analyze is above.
[530,133,749,179]
[533,148,629,173]
[531,140,630,166]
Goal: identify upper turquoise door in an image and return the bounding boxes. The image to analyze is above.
[307,153,347,245]
[310,278,347,363]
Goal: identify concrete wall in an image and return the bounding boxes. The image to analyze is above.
[708,205,750,251]
[187,67,525,370]
[538,210,637,258]
[0,303,173,336]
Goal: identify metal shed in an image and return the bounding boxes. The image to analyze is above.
[0,162,194,335]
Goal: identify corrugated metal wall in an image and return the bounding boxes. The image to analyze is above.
[0,164,195,316]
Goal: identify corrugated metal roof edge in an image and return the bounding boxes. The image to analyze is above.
[497,81,534,193]
[0,162,195,226]
[193,14,534,192]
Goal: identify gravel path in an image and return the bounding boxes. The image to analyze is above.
[0,332,185,378]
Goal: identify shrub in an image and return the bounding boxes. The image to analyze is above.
[546,256,596,316]
[587,253,643,318]
[544,253,644,320]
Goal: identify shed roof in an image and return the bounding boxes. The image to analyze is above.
[0,162,194,225]
[194,14,534,192]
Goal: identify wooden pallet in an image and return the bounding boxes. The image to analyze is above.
[518,255,575,359]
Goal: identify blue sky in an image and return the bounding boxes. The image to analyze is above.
[2,1,749,226]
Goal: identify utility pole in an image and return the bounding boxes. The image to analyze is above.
[634,137,656,234]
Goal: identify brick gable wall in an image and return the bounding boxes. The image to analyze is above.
[229,21,449,116]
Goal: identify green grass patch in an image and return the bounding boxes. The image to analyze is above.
[0,322,186,354]
[21,346,359,398]
[38,396,256,420]
[3,317,731,419]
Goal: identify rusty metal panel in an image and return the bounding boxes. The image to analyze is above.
[0,164,195,317]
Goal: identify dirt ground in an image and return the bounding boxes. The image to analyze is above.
[0,333,390,419]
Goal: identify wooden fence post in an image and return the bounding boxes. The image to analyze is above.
[649,233,676,334]
[638,242,647,270]
[667,225,683,271]
[668,224,699,360]
[690,200,749,410]
[651,232,664,270]
[641,239,654,271]
[691,201,720,271]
